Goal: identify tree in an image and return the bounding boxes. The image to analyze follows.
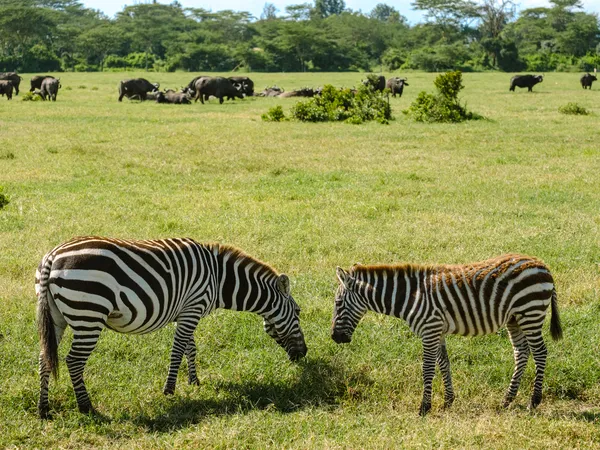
[285,3,313,21]
[370,4,405,23]
[314,0,346,18]
[411,0,479,28]
[261,3,278,20]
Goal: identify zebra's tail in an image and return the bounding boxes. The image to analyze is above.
[550,288,563,341]
[37,255,59,379]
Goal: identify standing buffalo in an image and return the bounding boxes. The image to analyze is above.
[40,78,61,101]
[156,90,191,104]
[194,77,243,104]
[580,73,597,89]
[0,80,14,100]
[363,75,386,92]
[228,76,254,96]
[118,78,160,102]
[30,76,56,92]
[0,72,22,95]
[183,75,208,96]
[386,77,409,97]
[509,74,543,92]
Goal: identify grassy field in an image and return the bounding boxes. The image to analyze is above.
[0,71,599,449]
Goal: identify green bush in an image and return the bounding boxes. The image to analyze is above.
[288,84,392,125]
[558,103,591,115]
[261,105,287,122]
[0,187,10,209]
[21,92,41,102]
[404,71,481,123]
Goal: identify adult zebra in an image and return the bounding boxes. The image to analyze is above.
[36,236,307,418]
[331,254,562,415]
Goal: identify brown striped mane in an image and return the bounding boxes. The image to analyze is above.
[210,243,280,277]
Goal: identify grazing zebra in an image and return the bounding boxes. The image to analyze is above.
[331,254,562,415]
[36,236,307,418]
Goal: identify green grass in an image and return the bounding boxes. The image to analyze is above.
[0,71,599,448]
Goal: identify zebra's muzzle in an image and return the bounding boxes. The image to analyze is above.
[287,343,307,362]
[331,330,351,344]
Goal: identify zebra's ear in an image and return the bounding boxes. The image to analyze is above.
[336,267,355,289]
[277,274,290,295]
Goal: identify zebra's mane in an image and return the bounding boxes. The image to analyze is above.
[210,243,280,277]
[349,263,423,279]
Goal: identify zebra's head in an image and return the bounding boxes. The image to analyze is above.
[331,267,369,344]
[263,274,307,362]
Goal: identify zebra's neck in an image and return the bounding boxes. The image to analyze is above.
[215,245,278,316]
[353,265,423,320]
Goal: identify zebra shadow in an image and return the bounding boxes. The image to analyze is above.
[132,357,346,432]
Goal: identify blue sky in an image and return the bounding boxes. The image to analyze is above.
[81,0,600,23]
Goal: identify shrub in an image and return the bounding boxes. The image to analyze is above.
[558,103,590,115]
[0,187,10,209]
[21,92,41,102]
[262,105,287,122]
[288,84,392,125]
[404,71,481,123]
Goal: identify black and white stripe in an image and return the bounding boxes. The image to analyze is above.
[36,236,307,418]
[331,254,562,415]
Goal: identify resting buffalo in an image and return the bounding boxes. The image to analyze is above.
[228,76,254,96]
[0,72,22,95]
[363,75,386,92]
[257,86,284,97]
[386,77,409,97]
[156,90,191,104]
[279,87,316,98]
[509,74,543,92]
[118,78,159,102]
[194,77,243,104]
[580,73,597,89]
[40,77,61,101]
[0,80,14,100]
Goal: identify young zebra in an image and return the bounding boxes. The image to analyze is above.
[331,254,562,415]
[36,236,307,418]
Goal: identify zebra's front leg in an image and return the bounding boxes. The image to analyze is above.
[420,334,442,416]
[185,336,199,386]
[163,314,201,395]
[503,318,530,407]
[66,330,102,414]
[437,339,455,408]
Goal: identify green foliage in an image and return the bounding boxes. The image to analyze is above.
[261,105,287,122]
[290,84,392,124]
[404,70,481,123]
[558,102,590,115]
[0,186,9,209]
[21,91,41,102]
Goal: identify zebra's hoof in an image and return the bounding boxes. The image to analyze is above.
[419,402,431,416]
[529,394,542,410]
[501,396,514,408]
[188,377,199,386]
[443,396,455,409]
[163,385,175,395]
[38,404,51,420]
[78,402,95,415]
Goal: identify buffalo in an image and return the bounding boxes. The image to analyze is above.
[510,74,543,92]
[30,76,56,92]
[156,90,191,104]
[386,77,409,97]
[256,86,284,97]
[183,75,208,96]
[194,77,243,104]
[580,73,597,89]
[278,87,316,98]
[118,78,160,102]
[40,78,61,101]
[363,75,386,92]
[228,76,254,96]
[0,80,14,100]
[0,72,22,95]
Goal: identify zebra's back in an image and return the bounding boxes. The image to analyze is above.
[432,254,554,336]
[37,236,214,334]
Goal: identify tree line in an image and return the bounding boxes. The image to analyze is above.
[0,0,598,73]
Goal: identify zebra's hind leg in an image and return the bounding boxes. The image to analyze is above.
[163,313,201,395]
[38,325,66,419]
[185,336,199,386]
[437,338,455,408]
[419,333,442,416]
[502,318,530,408]
[522,328,548,410]
[66,329,102,414]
